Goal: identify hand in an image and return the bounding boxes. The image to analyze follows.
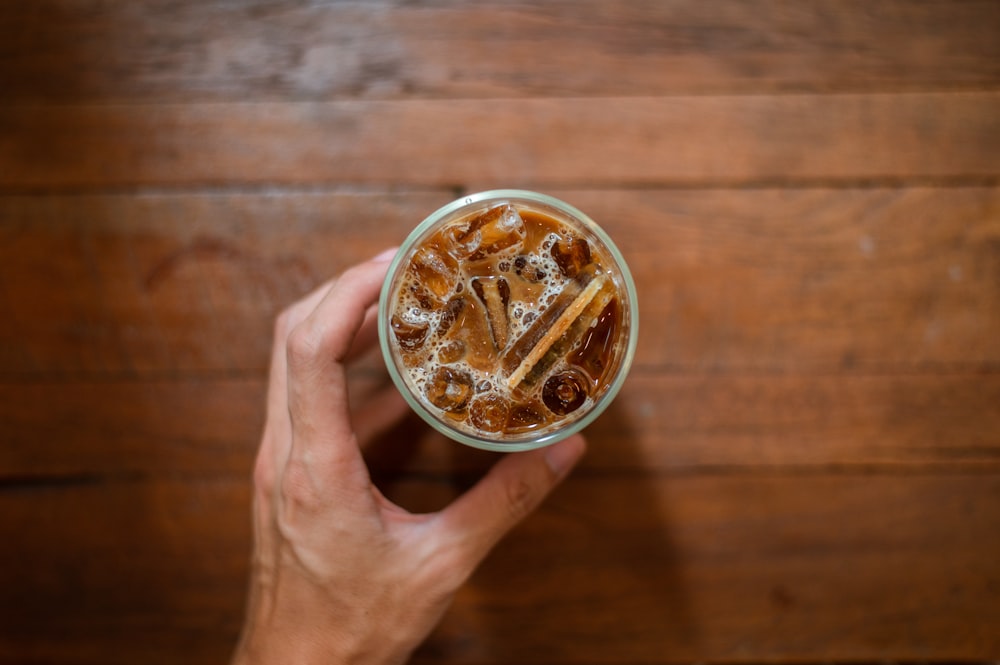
[232,249,586,665]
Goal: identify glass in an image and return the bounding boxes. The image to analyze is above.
[378,190,638,451]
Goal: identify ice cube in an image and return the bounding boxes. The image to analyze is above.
[468,393,511,433]
[542,368,589,415]
[501,263,602,389]
[521,274,616,387]
[391,309,430,351]
[438,339,466,364]
[443,221,481,259]
[551,236,592,278]
[471,276,510,350]
[448,204,526,261]
[410,246,459,303]
[425,365,473,413]
[506,402,545,432]
[436,295,466,337]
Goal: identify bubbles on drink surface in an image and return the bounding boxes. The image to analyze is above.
[390,202,626,439]
[513,254,547,283]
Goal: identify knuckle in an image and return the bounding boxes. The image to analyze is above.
[502,477,537,522]
[276,465,324,539]
[285,321,322,370]
[279,458,322,511]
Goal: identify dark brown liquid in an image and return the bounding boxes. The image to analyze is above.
[569,298,620,388]
[390,203,627,439]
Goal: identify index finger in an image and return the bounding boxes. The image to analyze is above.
[257,276,339,503]
[284,252,396,470]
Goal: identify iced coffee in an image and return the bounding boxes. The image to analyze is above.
[379,191,637,450]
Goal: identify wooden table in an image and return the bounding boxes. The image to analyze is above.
[1,2,998,663]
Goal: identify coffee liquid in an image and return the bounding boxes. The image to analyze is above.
[389,203,624,439]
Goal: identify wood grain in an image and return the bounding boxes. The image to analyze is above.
[565,187,1000,372]
[2,1,998,662]
[3,373,999,480]
[2,0,998,103]
[2,188,996,374]
[2,93,998,191]
[0,191,453,373]
[419,473,1000,663]
[0,478,249,665]
[1,474,996,664]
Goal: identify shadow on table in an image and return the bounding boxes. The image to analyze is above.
[365,395,697,662]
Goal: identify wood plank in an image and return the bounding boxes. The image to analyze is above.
[0,477,249,665]
[2,93,998,190]
[1,474,996,663]
[0,372,1000,481]
[3,373,999,479]
[419,473,1000,663]
[0,190,454,374]
[0,378,264,479]
[1,1,998,103]
[1,187,996,374]
[561,187,1000,371]
[1,5,994,665]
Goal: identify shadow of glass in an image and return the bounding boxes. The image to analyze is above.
[370,397,702,662]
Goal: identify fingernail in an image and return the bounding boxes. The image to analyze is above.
[544,436,585,476]
[372,247,399,263]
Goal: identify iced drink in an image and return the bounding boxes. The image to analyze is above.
[379,191,637,450]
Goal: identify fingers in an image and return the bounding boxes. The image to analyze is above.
[344,302,381,363]
[255,275,344,572]
[268,248,396,431]
[346,248,396,362]
[262,277,342,487]
[435,434,586,572]
[285,253,395,468]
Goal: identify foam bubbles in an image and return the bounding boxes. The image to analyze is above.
[390,208,610,438]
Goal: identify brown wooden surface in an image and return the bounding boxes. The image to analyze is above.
[4,94,999,189]
[2,187,997,375]
[3,1,999,102]
[1,1,999,663]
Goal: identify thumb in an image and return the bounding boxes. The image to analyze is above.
[436,434,586,571]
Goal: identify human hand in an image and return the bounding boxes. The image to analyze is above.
[232,249,586,664]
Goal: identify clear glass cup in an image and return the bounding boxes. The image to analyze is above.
[378,190,638,451]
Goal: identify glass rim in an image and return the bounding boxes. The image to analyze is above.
[377,189,639,452]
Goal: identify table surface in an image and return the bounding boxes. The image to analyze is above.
[1,2,999,663]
